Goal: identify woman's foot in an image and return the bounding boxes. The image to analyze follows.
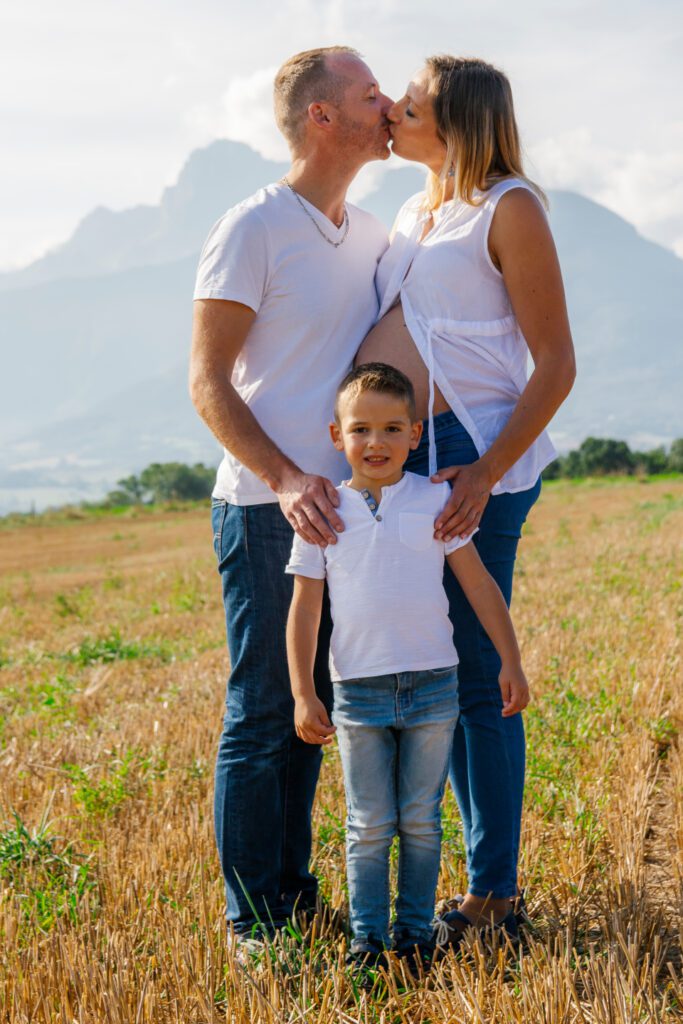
[434,893,520,952]
[457,894,512,927]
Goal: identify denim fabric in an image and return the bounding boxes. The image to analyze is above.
[333,667,458,946]
[404,411,541,898]
[211,500,333,935]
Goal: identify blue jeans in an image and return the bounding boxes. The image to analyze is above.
[404,411,541,899]
[333,667,459,947]
[211,500,333,935]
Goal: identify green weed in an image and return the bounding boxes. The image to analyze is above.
[63,749,168,816]
[63,629,174,667]
[0,811,97,933]
[0,672,77,721]
[54,586,94,620]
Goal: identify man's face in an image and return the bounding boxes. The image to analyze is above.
[327,55,393,162]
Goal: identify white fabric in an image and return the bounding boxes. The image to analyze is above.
[375,178,556,493]
[286,472,473,681]
[194,182,388,505]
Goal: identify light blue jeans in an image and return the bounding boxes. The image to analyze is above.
[332,666,459,947]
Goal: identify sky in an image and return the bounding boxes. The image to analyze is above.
[1,0,682,271]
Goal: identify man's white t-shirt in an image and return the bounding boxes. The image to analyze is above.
[193,182,389,505]
[285,472,474,681]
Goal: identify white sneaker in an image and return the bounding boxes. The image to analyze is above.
[227,932,267,967]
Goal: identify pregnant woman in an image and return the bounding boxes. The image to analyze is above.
[356,56,575,944]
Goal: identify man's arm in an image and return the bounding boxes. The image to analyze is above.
[446,543,530,717]
[189,298,344,545]
[286,575,336,745]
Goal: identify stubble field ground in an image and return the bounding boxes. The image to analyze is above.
[0,477,681,1023]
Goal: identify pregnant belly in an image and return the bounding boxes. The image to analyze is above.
[354,302,449,421]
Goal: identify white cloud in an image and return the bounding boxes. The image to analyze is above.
[530,124,683,257]
[191,67,289,163]
[1,0,682,269]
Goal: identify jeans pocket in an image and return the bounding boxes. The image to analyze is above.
[211,500,228,563]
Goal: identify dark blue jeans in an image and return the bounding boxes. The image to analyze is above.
[211,500,333,935]
[404,411,541,898]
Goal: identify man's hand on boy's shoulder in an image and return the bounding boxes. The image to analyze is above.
[294,694,337,745]
[275,468,344,547]
[498,661,530,717]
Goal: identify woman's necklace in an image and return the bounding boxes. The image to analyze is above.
[282,177,350,248]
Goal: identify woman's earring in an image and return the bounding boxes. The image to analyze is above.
[447,165,455,178]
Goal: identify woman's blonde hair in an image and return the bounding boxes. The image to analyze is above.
[423,55,546,210]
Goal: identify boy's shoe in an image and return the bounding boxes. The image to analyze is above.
[393,930,437,975]
[345,937,389,972]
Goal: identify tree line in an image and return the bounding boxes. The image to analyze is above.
[106,463,216,505]
[105,440,683,507]
[543,437,683,479]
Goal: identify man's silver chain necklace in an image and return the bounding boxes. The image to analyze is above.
[282,177,350,248]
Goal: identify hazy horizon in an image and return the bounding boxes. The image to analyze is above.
[2,0,682,272]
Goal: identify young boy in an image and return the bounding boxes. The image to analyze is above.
[285,363,529,968]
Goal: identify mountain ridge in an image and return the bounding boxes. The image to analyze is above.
[1,140,681,513]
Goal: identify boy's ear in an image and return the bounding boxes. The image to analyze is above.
[409,419,423,450]
[329,421,344,450]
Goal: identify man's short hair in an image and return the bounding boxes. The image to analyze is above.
[335,362,417,422]
[274,46,360,149]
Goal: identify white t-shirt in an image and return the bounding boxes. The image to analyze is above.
[375,179,556,493]
[194,182,389,505]
[285,472,473,681]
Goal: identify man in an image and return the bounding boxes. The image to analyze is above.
[189,46,392,950]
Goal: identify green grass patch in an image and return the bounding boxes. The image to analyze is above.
[525,657,626,819]
[54,585,94,620]
[62,629,175,667]
[63,748,168,817]
[0,812,97,933]
[0,672,77,721]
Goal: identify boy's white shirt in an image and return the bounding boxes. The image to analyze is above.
[286,471,474,682]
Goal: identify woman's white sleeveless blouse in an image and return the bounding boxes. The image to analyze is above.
[375,178,556,494]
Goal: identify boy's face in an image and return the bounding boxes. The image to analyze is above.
[330,389,423,486]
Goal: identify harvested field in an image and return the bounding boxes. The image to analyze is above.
[0,479,681,1022]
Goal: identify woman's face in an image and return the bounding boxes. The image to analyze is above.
[387,68,447,172]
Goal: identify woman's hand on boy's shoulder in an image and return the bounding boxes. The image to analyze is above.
[498,662,530,717]
[294,695,337,745]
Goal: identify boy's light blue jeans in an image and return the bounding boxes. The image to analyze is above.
[332,667,459,948]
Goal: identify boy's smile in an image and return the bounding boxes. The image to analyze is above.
[330,390,423,501]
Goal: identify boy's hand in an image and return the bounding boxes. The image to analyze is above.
[294,695,336,745]
[499,662,530,717]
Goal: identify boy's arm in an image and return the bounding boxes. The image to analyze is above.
[286,575,336,745]
[446,544,530,717]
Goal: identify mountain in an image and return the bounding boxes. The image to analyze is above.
[0,141,681,512]
[0,143,289,292]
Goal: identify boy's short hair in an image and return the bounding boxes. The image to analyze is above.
[334,362,417,422]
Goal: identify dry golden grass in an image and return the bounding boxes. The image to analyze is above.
[0,479,681,1023]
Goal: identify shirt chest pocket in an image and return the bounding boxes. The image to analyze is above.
[399,512,435,552]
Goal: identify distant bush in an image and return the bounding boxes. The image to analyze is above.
[106,462,215,505]
[543,437,683,479]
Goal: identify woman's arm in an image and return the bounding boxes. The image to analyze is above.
[446,543,530,716]
[434,188,576,542]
